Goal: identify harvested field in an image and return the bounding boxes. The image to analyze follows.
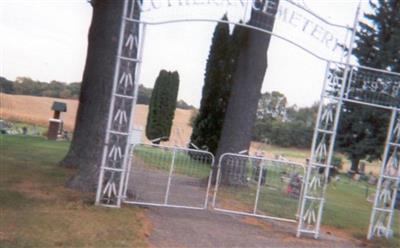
[0,93,79,131]
[0,93,193,146]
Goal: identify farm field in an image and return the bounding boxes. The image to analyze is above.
[0,93,193,146]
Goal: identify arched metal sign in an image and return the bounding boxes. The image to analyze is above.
[95,0,399,241]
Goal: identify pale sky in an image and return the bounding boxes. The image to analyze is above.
[0,0,368,107]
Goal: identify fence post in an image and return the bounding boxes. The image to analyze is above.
[164,146,176,204]
[253,163,264,214]
[212,155,224,208]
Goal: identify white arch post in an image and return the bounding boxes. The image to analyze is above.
[95,0,146,207]
[368,109,400,239]
[296,2,361,238]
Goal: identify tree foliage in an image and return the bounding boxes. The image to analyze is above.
[256,91,287,120]
[336,0,399,172]
[253,96,318,149]
[137,84,153,105]
[0,77,14,94]
[0,76,81,99]
[0,76,192,108]
[353,0,399,72]
[190,15,240,154]
[337,104,389,171]
[145,70,180,143]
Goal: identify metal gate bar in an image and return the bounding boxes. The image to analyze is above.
[212,153,306,223]
[123,143,214,210]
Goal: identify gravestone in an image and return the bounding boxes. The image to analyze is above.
[48,101,67,140]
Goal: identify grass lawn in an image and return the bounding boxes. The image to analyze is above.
[133,145,212,179]
[216,173,399,247]
[215,184,301,220]
[214,161,304,220]
[324,176,400,247]
[0,135,149,247]
[3,134,396,247]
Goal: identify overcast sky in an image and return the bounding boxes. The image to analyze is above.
[0,0,368,107]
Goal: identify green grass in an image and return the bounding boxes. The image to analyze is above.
[217,171,399,247]
[260,144,310,160]
[0,135,149,247]
[324,175,400,247]
[2,135,397,246]
[215,160,304,219]
[217,183,300,219]
[134,145,211,179]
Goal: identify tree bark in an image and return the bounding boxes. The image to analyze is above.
[215,0,280,184]
[59,0,125,192]
[350,158,360,173]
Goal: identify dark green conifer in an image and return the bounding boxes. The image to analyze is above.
[337,0,399,172]
[190,15,232,154]
[146,70,180,143]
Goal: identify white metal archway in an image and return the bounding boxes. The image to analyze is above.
[94,0,400,240]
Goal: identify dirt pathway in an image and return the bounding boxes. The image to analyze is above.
[138,206,362,248]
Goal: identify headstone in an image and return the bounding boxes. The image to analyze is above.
[48,101,67,140]
[129,127,143,145]
[253,164,267,185]
[47,119,62,140]
[287,174,302,199]
[0,120,9,134]
[359,162,366,174]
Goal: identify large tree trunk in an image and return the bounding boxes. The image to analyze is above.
[215,1,280,184]
[350,158,360,173]
[59,0,125,192]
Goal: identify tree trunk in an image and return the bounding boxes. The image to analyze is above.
[215,1,280,184]
[350,158,360,173]
[59,0,125,192]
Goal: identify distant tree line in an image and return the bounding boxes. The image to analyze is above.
[0,76,194,109]
[252,91,318,149]
[189,88,318,150]
[0,76,81,99]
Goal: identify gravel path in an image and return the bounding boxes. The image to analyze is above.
[143,206,362,248]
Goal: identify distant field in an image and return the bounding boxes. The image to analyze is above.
[0,93,194,146]
[0,93,79,131]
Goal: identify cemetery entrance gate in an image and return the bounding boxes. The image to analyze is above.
[95,0,400,240]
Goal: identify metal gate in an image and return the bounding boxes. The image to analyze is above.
[94,0,400,240]
[212,153,306,223]
[123,143,214,210]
